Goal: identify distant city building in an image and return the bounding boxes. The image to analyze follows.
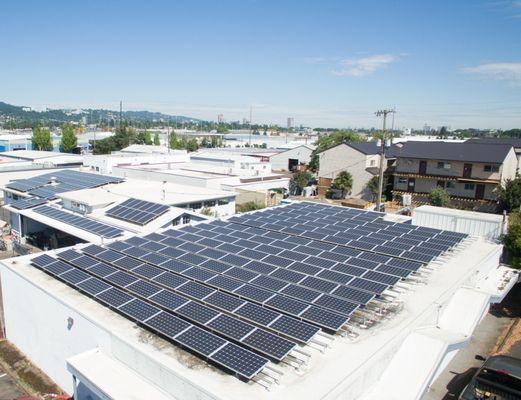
[403,128,412,136]
[217,114,224,124]
[287,117,294,130]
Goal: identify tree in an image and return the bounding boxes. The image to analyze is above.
[333,171,353,198]
[32,125,53,151]
[308,131,364,171]
[367,175,379,202]
[498,176,521,212]
[502,212,521,268]
[429,187,450,207]
[59,124,77,153]
[186,138,199,152]
[92,124,136,155]
[169,131,179,149]
[201,137,210,148]
[291,171,312,195]
[153,132,160,146]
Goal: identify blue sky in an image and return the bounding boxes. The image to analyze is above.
[1,0,520,129]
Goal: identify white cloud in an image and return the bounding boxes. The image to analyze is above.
[331,54,399,77]
[304,57,327,64]
[463,62,521,84]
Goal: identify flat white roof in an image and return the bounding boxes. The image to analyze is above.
[0,232,507,400]
[101,180,235,205]
[57,188,122,207]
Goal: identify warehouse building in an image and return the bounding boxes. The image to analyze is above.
[0,201,517,400]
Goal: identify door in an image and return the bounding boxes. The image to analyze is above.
[407,178,415,192]
[463,163,473,179]
[475,184,485,200]
[419,160,427,175]
[288,158,299,171]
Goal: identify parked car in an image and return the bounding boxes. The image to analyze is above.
[459,355,521,399]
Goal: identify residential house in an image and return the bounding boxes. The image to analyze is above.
[269,144,314,171]
[392,141,517,201]
[317,142,397,200]
[466,137,521,173]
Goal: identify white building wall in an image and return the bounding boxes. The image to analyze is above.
[269,146,313,171]
[0,264,220,400]
[83,153,189,174]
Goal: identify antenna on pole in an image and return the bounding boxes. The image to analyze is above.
[374,108,396,212]
[119,100,123,130]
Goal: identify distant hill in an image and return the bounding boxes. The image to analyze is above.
[0,101,202,126]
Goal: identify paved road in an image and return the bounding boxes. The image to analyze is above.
[0,366,24,400]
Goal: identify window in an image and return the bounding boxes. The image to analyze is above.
[437,181,446,188]
[437,162,451,169]
[370,159,376,167]
[464,183,475,190]
[446,181,456,189]
[484,165,500,172]
[182,215,191,224]
[203,200,216,207]
[398,177,407,184]
[190,202,202,210]
[218,198,229,206]
[172,217,180,226]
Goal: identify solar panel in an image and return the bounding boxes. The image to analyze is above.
[210,343,268,379]
[106,198,170,225]
[208,314,255,341]
[119,298,161,321]
[8,197,47,210]
[175,325,226,356]
[33,206,123,238]
[242,328,294,360]
[144,311,190,337]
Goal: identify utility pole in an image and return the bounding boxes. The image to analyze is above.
[374,109,396,212]
[248,105,253,147]
[119,100,123,130]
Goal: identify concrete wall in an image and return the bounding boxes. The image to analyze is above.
[318,144,379,200]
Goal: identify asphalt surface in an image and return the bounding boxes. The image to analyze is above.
[0,366,24,400]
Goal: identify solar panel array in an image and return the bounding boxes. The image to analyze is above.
[106,198,170,225]
[27,201,469,382]
[6,170,124,200]
[228,202,468,264]
[34,205,124,238]
[8,197,47,210]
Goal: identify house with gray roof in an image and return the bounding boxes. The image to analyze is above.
[317,141,398,200]
[466,137,521,172]
[392,141,517,202]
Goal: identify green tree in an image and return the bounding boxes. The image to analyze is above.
[153,132,160,146]
[291,171,312,195]
[201,137,210,148]
[186,138,199,152]
[308,131,364,171]
[169,131,180,149]
[428,187,450,207]
[92,124,136,154]
[59,124,77,153]
[498,176,521,212]
[236,201,265,213]
[367,175,380,202]
[32,125,53,151]
[502,212,521,268]
[333,171,353,198]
